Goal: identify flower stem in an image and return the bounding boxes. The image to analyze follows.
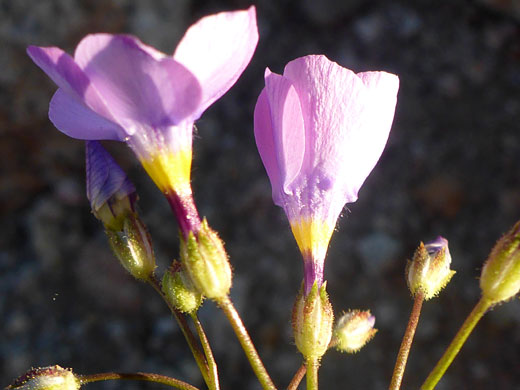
[389,291,425,390]
[217,295,277,390]
[421,296,492,390]
[305,358,319,390]
[148,276,210,386]
[287,363,306,390]
[191,312,220,390]
[79,372,199,390]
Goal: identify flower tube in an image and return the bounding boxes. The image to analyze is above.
[27,7,258,238]
[254,55,399,294]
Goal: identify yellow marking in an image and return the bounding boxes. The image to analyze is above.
[290,217,334,261]
[140,149,192,195]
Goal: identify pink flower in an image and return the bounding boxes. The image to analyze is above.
[254,55,399,293]
[27,7,258,237]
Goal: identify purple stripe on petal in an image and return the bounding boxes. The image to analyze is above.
[86,141,135,211]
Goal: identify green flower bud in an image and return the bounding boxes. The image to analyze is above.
[406,237,455,300]
[106,214,156,281]
[292,282,334,360]
[162,261,203,313]
[7,366,80,390]
[480,221,520,304]
[181,219,232,300]
[333,310,377,353]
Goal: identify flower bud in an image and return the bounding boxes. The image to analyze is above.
[162,261,203,313]
[480,221,520,304]
[86,141,137,231]
[292,281,334,360]
[106,215,156,281]
[333,310,377,353]
[180,219,232,300]
[406,236,455,300]
[7,366,80,390]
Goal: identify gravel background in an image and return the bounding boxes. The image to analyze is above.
[1,0,519,389]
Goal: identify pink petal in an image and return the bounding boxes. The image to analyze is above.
[254,88,282,204]
[174,6,258,119]
[27,45,113,120]
[49,89,125,140]
[74,34,201,127]
[283,55,370,201]
[263,69,305,196]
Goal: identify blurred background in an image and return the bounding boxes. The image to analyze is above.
[1,0,519,389]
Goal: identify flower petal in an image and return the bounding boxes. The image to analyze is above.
[283,55,395,202]
[174,6,258,119]
[27,45,114,119]
[74,34,201,127]
[263,69,305,196]
[49,89,125,140]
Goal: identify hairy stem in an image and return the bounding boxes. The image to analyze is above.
[305,358,319,390]
[79,372,199,390]
[148,276,210,386]
[191,312,220,390]
[389,291,425,390]
[287,363,306,390]
[421,296,492,390]
[217,296,277,390]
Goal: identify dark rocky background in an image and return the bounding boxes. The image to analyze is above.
[1,0,519,389]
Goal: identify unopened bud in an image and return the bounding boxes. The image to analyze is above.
[480,221,520,304]
[86,141,137,231]
[107,215,156,281]
[292,282,334,360]
[163,261,203,313]
[181,219,232,300]
[7,366,80,390]
[333,310,377,353]
[406,237,455,300]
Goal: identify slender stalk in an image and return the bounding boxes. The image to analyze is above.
[217,296,277,390]
[421,296,493,390]
[287,363,306,390]
[191,312,220,390]
[389,291,425,390]
[79,372,200,390]
[148,276,211,385]
[305,358,319,390]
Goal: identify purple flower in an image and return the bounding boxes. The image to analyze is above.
[86,140,136,230]
[254,55,399,294]
[27,7,258,236]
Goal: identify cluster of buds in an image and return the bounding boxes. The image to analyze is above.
[7,366,80,390]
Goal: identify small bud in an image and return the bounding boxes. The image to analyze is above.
[106,215,156,281]
[333,310,377,353]
[292,282,334,360]
[406,236,455,300]
[7,366,80,390]
[480,221,520,304]
[162,261,203,313]
[180,219,232,300]
[86,141,137,231]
